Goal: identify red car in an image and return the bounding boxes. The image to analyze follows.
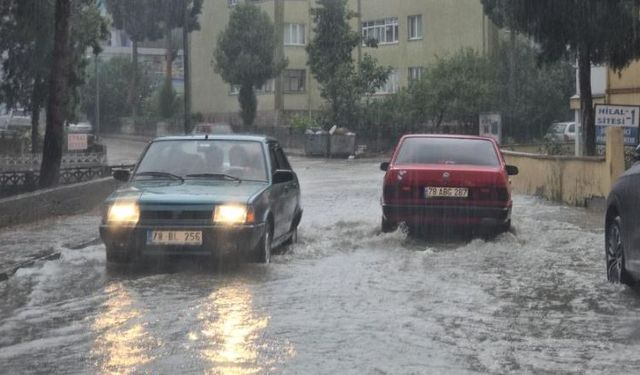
[380,135,519,235]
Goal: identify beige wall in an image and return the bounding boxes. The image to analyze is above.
[503,127,625,206]
[189,0,496,125]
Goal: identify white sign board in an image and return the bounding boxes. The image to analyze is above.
[479,113,502,144]
[67,134,88,151]
[595,104,640,146]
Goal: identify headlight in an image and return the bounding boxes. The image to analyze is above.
[213,205,253,225]
[107,202,140,225]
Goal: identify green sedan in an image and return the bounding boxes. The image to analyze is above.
[99,135,302,264]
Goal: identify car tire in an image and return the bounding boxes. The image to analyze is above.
[253,222,272,264]
[606,216,634,286]
[105,246,132,264]
[496,220,511,235]
[381,216,397,233]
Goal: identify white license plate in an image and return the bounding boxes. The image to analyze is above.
[425,187,469,198]
[147,231,203,245]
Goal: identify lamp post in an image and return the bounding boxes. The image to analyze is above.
[182,0,192,134]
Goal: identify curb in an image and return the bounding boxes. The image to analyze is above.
[0,237,100,282]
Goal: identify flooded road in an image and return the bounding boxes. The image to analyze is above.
[1,157,639,374]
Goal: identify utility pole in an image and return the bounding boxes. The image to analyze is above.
[94,52,100,136]
[182,0,192,134]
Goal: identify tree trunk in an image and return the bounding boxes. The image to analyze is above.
[578,45,595,156]
[129,39,139,120]
[30,79,44,154]
[165,29,174,84]
[238,84,257,129]
[39,0,71,188]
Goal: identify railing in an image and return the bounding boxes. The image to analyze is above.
[0,152,107,172]
[0,164,134,198]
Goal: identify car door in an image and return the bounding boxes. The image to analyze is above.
[619,166,640,272]
[274,145,299,231]
[268,143,289,239]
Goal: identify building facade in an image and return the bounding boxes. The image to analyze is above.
[189,0,498,127]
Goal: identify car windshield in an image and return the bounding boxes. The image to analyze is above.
[394,138,500,166]
[550,123,567,133]
[135,140,268,182]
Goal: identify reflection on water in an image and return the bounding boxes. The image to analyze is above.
[91,282,156,374]
[197,284,290,375]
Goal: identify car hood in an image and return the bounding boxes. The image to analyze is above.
[108,180,268,205]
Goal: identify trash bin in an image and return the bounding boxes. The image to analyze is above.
[304,129,329,156]
[330,132,356,157]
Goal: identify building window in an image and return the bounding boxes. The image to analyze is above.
[284,23,306,46]
[284,69,306,93]
[257,79,274,94]
[362,17,399,45]
[408,15,423,40]
[227,0,238,6]
[376,69,399,94]
[229,80,273,95]
[408,66,424,83]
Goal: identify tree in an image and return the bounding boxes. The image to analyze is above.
[307,0,390,129]
[0,0,107,154]
[481,0,640,155]
[214,4,287,128]
[105,0,164,118]
[157,0,203,84]
[38,0,71,188]
[79,57,154,131]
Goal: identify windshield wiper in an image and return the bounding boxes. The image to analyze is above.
[135,171,184,182]
[184,173,241,182]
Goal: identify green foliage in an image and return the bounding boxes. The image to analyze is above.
[79,57,154,131]
[289,113,319,130]
[361,42,574,144]
[214,4,287,128]
[481,0,640,154]
[0,0,108,121]
[307,0,390,129]
[105,0,163,44]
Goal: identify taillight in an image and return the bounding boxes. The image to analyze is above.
[472,187,510,201]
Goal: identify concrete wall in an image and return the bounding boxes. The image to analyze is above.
[0,177,119,228]
[503,127,626,206]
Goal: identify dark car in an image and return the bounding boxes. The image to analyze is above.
[380,134,519,235]
[605,145,640,285]
[99,135,302,264]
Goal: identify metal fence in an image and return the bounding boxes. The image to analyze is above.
[0,152,107,172]
[0,164,134,198]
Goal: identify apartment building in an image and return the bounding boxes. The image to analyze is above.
[189,0,498,127]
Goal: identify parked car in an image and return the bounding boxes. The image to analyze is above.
[99,135,302,264]
[380,134,519,235]
[191,122,233,135]
[68,122,93,134]
[544,122,576,143]
[604,145,640,286]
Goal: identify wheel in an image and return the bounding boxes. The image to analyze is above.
[253,222,272,264]
[105,245,132,264]
[381,216,397,233]
[606,216,634,286]
[496,220,512,235]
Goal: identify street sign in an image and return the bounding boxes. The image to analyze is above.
[479,113,502,144]
[595,104,639,146]
[67,134,88,151]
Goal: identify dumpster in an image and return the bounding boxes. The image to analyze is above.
[304,129,329,156]
[330,132,356,158]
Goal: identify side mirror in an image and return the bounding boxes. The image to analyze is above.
[506,165,519,176]
[273,169,294,184]
[113,169,131,182]
[634,145,640,161]
[380,162,389,171]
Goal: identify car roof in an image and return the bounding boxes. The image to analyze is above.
[400,134,497,142]
[153,134,278,143]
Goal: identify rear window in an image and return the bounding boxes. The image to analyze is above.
[549,123,567,133]
[394,137,500,167]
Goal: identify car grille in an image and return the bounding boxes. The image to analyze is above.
[139,209,212,225]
